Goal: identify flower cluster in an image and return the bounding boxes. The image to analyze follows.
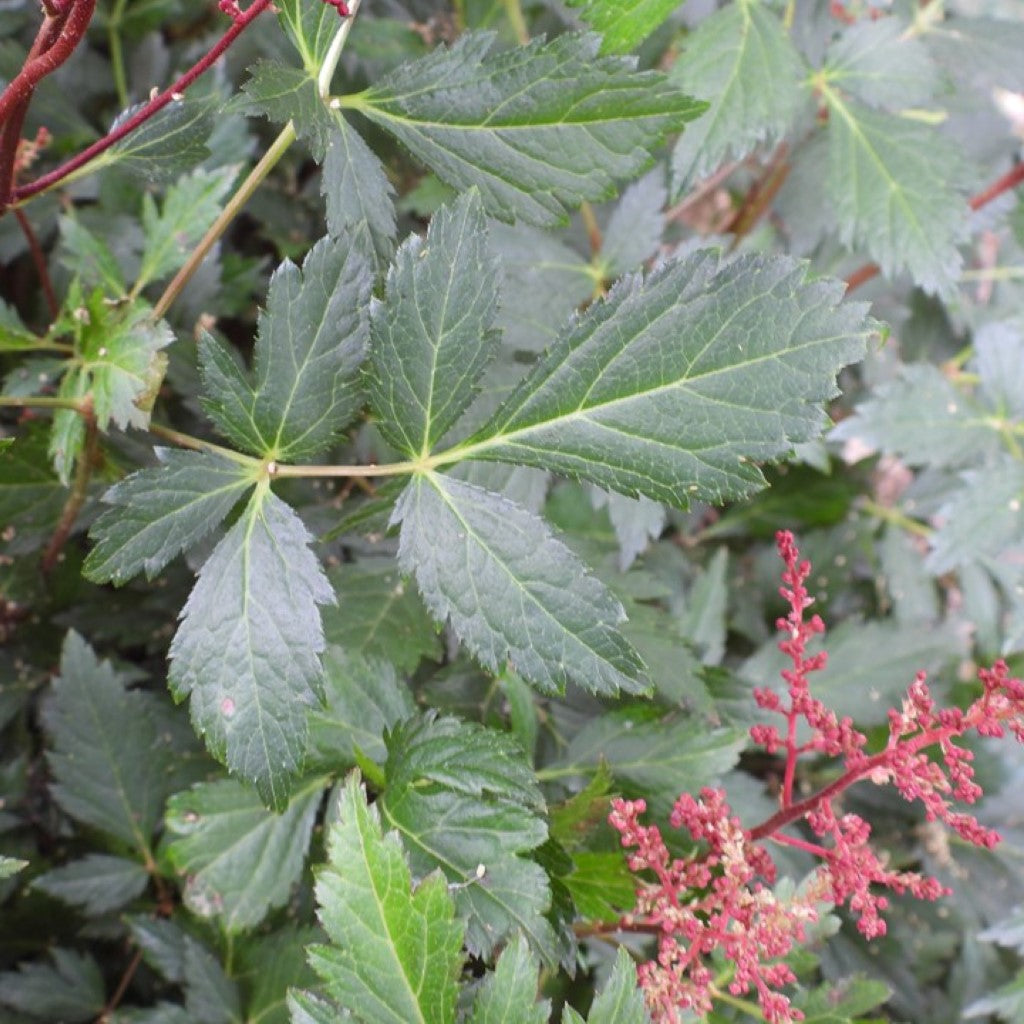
[610,530,1024,1023]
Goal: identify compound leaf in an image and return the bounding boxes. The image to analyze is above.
[200,230,372,461]
[168,487,334,809]
[242,61,336,159]
[303,772,464,1024]
[164,776,325,931]
[33,854,149,916]
[379,714,555,961]
[368,191,499,457]
[42,632,180,852]
[395,473,646,696]
[670,0,805,193]
[460,251,872,507]
[85,449,255,585]
[346,32,705,226]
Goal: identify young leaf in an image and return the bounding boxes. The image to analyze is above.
[136,167,236,289]
[344,32,705,226]
[33,854,149,916]
[669,0,805,194]
[379,714,555,960]
[168,486,334,809]
[164,776,326,931]
[323,117,397,266]
[302,772,464,1024]
[306,648,416,769]
[322,562,442,672]
[200,229,372,461]
[84,449,255,585]
[42,632,180,852]
[368,191,499,457]
[566,0,683,55]
[459,251,872,507]
[467,934,549,1024]
[394,472,647,696]
[561,851,636,923]
[822,94,969,292]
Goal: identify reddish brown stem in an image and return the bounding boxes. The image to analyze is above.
[845,159,1024,294]
[15,209,58,318]
[725,144,790,245]
[13,0,274,205]
[95,949,142,1024]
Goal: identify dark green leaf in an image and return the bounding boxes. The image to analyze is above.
[242,60,335,158]
[183,938,242,1024]
[460,251,872,507]
[43,632,179,851]
[580,947,649,1024]
[670,0,805,193]
[549,707,745,817]
[276,0,341,71]
[322,562,442,672]
[33,854,148,915]
[85,449,255,585]
[794,976,891,1022]
[379,714,555,961]
[599,169,666,279]
[304,772,464,1024]
[467,934,548,1024]
[0,949,105,1022]
[368,191,499,456]
[59,216,127,294]
[0,429,68,545]
[395,473,646,696]
[164,776,325,931]
[0,298,43,351]
[323,117,397,267]
[237,927,319,1024]
[200,230,372,461]
[306,648,416,768]
[345,32,705,226]
[168,487,334,808]
[108,96,216,182]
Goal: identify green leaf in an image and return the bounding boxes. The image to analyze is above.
[580,947,649,1024]
[345,32,705,226]
[379,714,554,961]
[0,855,28,879]
[822,94,968,292]
[0,949,105,1022]
[669,0,805,193]
[562,851,635,923]
[368,191,499,457]
[322,562,442,672]
[85,449,255,585]
[599,169,667,279]
[824,18,941,109]
[168,486,334,809]
[59,216,127,294]
[794,976,891,1022]
[108,95,216,182]
[183,937,242,1024]
[590,489,665,571]
[200,230,372,461]
[323,117,397,268]
[830,364,1002,468]
[0,429,69,545]
[237,927,319,1024]
[460,251,872,507]
[467,934,548,1024]
[242,60,335,158]
[924,16,1024,93]
[306,648,416,769]
[927,459,1024,573]
[137,167,236,289]
[33,854,148,915]
[395,472,646,696]
[164,776,325,931]
[566,0,683,55]
[303,772,464,1024]
[0,298,43,351]
[275,0,341,73]
[549,707,745,818]
[42,631,179,851]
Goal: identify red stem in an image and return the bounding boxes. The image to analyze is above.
[12,0,274,205]
[845,160,1024,293]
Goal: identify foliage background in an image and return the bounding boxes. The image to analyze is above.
[2,0,1024,1020]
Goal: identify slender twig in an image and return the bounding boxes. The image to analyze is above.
[94,949,142,1024]
[12,0,274,205]
[725,144,790,246]
[41,413,98,573]
[147,422,259,464]
[579,201,603,256]
[14,209,58,318]
[0,394,87,410]
[150,122,297,318]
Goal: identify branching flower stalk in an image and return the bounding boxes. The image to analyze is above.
[611,530,1024,1024]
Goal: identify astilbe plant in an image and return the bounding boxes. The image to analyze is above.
[610,530,1024,1023]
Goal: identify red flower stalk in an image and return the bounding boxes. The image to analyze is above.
[610,530,1024,1023]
